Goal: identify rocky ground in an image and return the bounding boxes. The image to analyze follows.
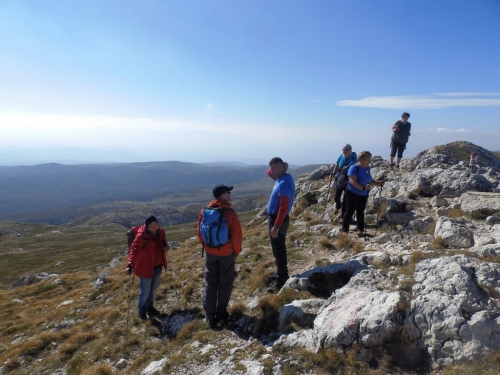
[4,141,500,375]
[132,141,500,374]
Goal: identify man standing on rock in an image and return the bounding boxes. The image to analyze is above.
[331,143,357,219]
[197,184,242,330]
[267,157,295,292]
[126,215,170,321]
[389,112,411,169]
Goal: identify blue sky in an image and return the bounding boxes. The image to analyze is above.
[1,0,499,166]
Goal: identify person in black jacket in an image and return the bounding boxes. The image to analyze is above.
[389,112,411,169]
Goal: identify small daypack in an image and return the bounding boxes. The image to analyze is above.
[126,226,140,253]
[335,165,359,190]
[200,207,229,248]
[335,165,351,190]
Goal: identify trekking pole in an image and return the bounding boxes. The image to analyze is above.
[321,173,334,222]
[375,185,383,237]
[166,252,181,310]
[126,270,135,330]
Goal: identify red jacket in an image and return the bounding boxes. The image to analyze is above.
[197,199,242,257]
[127,225,168,278]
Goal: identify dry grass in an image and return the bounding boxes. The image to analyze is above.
[439,350,500,375]
[2,170,499,375]
[446,208,465,218]
[430,236,445,249]
[319,236,336,249]
[333,234,364,253]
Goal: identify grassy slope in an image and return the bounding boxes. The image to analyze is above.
[2,182,500,374]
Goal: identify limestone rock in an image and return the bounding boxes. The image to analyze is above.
[141,358,168,375]
[405,255,500,366]
[434,217,474,248]
[279,299,324,332]
[314,272,402,350]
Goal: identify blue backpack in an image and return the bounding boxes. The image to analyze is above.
[200,207,229,249]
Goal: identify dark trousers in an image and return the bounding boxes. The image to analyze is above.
[204,252,235,322]
[342,190,368,233]
[390,140,407,158]
[268,214,290,286]
[333,185,347,216]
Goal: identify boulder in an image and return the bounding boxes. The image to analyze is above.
[405,255,500,366]
[142,358,168,375]
[434,217,474,248]
[314,272,402,350]
[407,216,435,233]
[279,299,324,332]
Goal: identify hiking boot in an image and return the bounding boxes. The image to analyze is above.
[333,208,339,215]
[267,283,280,294]
[218,315,229,328]
[139,313,148,321]
[389,163,395,169]
[207,317,223,331]
[148,307,160,317]
[395,164,400,169]
[357,230,364,237]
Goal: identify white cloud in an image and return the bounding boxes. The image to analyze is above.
[436,127,471,133]
[435,92,500,97]
[205,103,213,110]
[0,111,317,148]
[337,93,500,109]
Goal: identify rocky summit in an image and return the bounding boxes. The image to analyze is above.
[136,141,500,373]
[3,141,500,374]
[275,141,500,368]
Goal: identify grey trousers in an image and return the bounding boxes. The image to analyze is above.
[203,252,235,321]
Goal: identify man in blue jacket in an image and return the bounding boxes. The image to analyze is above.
[267,157,295,291]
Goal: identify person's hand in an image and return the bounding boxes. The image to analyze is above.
[126,263,134,275]
[271,226,279,238]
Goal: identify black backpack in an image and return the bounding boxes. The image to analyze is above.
[127,226,145,254]
[335,165,358,190]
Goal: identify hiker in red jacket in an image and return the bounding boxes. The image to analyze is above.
[197,184,242,330]
[126,215,170,321]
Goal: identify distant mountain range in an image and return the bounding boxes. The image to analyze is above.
[0,161,322,225]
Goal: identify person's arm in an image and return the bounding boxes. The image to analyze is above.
[367,180,385,189]
[228,211,243,256]
[196,209,204,244]
[270,196,290,238]
[126,234,144,273]
[348,174,367,191]
[161,229,170,252]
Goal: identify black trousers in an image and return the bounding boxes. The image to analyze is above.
[268,214,290,286]
[342,190,368,233]
[203,252,235,322]
[333,184,347,216]
[390,140,407,158]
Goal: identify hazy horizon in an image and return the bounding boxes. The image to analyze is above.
[1,1,499,166]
